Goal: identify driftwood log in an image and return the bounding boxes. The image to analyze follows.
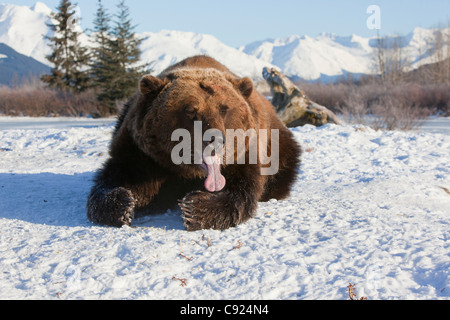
[263,67,341,127]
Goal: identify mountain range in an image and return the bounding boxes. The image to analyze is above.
[0,42,49,86]
[0,1,449,85]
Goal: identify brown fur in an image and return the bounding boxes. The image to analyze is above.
[87,55,301,230]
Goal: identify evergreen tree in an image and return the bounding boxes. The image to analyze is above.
[108,0,149,104]
[41,0,90,92]
[90,0,114,97]
[90,0,148,112]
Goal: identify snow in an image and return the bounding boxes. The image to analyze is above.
[0,117,448,300]
[30,2,52,16]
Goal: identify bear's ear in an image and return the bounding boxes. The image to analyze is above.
[235,77,253,99]
[140,75,166,96]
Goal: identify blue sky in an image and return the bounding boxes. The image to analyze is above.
[11,0,450,47]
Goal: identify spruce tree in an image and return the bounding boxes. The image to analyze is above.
[41,0,90,92]
[90,0,148,112]
[108,0,149,104]
[90,0,114,101]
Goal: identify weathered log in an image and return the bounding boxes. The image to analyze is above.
[263,67,341,127]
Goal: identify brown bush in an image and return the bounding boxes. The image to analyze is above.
[0,80,112,117]
[370,95,429,130]
[296,80,447,130]
[296,82,347,113]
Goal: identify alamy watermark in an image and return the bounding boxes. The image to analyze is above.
[367,5,381,30]
[171,121,280,176]
[65,265,81,290]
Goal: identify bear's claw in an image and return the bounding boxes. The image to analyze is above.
[179,192,208,231]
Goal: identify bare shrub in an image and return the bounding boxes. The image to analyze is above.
[298,81,348,113]
[0,82,112,117]
[370,95,430,131]
[336,86,368,125]
[298,80,445,131]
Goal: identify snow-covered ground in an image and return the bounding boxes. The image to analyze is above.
[0,117,448,300]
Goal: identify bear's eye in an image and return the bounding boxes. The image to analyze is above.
[219,105,229,116]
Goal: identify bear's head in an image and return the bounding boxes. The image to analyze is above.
[129,67,256,192]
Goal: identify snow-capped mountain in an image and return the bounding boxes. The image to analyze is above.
[142,27,449,82]
[0,2,277,79]
[241,33,375,81]
[241,28,450,81]
[0,2,448,82]
[139,30,278,78]
[0,1,89,66]
[0,42,50,86]
[0,2,53,65]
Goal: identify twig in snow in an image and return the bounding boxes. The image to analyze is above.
[231,240,243,251]
[179,253,193,261]
[200,233,213,249]
[347,283,368,300]
[439,186,450,195]
[172,276,187,287]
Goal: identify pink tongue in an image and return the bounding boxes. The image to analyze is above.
[203,155,226,192]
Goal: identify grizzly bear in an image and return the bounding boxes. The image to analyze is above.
[87,55,301,231]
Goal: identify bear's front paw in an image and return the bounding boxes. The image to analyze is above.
[179,191,209,231]
[103,187,136,227]
[179,191,235,231]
